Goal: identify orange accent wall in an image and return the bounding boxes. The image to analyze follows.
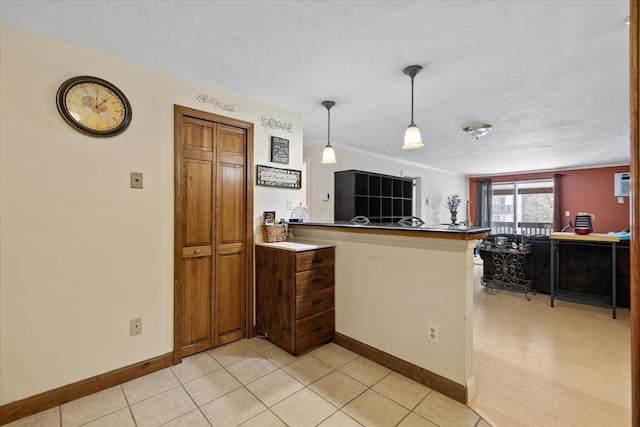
[469,165,631,233]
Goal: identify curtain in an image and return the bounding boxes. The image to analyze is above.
[553,173,563,231]
[475,179,492,228]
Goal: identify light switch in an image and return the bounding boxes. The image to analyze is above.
[131,172,143,189]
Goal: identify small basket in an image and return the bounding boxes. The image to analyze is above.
[261,224,287,243]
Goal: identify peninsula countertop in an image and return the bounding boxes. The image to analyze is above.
[287,221,490,240]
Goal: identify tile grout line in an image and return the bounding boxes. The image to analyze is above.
[119,383,140,427]
[82,338,486,427]
[74,385,135,427]
[236,342,359,426]
[209,340,301,426]
[166,364,213,427]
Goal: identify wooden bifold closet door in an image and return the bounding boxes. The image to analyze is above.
[174,105,254,361]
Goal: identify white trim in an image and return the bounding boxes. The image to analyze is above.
[466,374,478,401]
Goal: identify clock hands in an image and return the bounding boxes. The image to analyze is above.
[96,96,111,108]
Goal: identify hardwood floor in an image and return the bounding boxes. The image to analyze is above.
[469,265,632,426]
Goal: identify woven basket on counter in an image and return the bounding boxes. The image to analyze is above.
[261,224,288,243]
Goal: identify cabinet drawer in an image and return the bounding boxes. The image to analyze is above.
[296,287,334,319]
[296,267,334,295]
[296,309,335,354]
[296,248,334,272]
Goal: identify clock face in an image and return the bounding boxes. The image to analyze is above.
[56,76,132,137]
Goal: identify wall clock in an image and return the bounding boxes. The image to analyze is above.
[56,75,132,137]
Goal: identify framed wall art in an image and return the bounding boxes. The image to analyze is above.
[257,165,301,189]
[263,211,276,225]
[270,136,289,164]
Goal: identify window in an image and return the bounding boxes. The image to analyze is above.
[491,180,554,235]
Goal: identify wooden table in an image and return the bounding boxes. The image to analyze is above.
[550,232,620,318]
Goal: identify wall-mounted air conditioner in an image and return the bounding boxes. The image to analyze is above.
[614,172,630,197]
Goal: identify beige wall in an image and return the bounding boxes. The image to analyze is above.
[304,144,469,224]
[292,227,476,393]
[0,25,304,404]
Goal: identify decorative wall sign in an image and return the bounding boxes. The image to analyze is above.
[270,136,289,164]
[257,165,301,189]
[261,116,293,133]
[196,94,239,112]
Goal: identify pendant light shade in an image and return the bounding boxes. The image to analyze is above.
[322,145,336,164]
[402,65,424,150]
[321,100,337,164]
[403,124,423,149]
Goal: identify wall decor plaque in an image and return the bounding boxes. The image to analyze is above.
[270,136,289,164]
[196,94,239,112]
[257,165,301,189]
[261,116,293,133]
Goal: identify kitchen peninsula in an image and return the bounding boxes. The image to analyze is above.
[286,222,488,403]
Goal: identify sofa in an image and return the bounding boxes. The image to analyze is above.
[479,234,630,308]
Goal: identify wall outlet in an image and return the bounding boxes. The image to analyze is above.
[130,172,143,189]
[130,318,142,336]
[565,211,570,217]
[287,199,294,210]
[427,322,440,344]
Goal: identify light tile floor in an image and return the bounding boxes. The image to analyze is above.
[7,339,489,427]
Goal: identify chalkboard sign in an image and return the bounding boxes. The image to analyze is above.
[257,165,301,189]
[270,136,289,164]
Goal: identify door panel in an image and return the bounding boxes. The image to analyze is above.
[180,117,215,355]
[184,160,212,245]
[215,125,246,345]
[175,106,252,359]
[182,257,212,347]
[218,124,246,162]
[216,252,245,344]
[219,164,245,243]
[184,118,214,152]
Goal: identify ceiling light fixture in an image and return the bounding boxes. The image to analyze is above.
[321,100,337,164]
[463,123,493,140]
[402,65,424,150]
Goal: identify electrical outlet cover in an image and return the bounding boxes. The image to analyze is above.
[130,172,143,189]
[427,322,439,344]
[130,318,142,336]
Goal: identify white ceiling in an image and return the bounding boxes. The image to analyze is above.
[0,0,631,176]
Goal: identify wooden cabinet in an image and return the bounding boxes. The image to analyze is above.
[334,169,414,223]
[255,244,335,355]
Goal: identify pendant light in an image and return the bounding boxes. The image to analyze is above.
[402,65,424,149]
[321,100,337,164]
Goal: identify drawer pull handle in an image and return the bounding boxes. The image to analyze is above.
[194,249,201,255]
[311,299,322,305]
[312,326,322,333]
[311,259,323,263]
[311,278,322,283]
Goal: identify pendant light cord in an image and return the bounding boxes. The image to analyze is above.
[410,77,415,125]
[327,108,332,147]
